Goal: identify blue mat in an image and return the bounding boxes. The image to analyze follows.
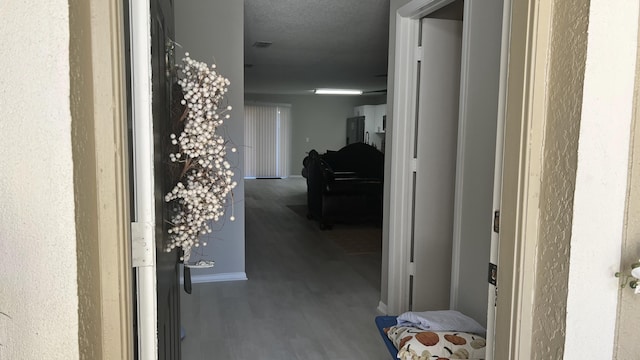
[375,315,398,359]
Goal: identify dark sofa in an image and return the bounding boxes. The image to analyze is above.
[302,143,384,229]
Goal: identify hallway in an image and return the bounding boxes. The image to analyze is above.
[180,178,389,359]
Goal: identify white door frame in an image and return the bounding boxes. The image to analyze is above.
[387,0,457,315]
[387,0,512,358]
[389,0,510,313]
[129,0,159,358]
[483,1,512,357]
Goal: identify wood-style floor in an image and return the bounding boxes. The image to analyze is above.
[180,178,390,359]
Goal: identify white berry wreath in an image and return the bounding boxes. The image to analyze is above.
[164,53,237,261]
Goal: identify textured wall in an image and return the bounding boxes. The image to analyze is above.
[244,93,385,176]
[175,0,246,276]
[0,1,79,359]
[529,0,589,358]
[68,0,101,358]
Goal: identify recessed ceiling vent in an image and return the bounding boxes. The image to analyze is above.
[252,41,273,48]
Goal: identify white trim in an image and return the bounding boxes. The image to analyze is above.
[377,301,388,315]
[484,1,511,359]
[565,1,639,357]
[387,10,419,316]
[387,0,465,317]
[397,0,456,18]
[130,0,158,359]
[189,272,248,284]
[449,0,473,309]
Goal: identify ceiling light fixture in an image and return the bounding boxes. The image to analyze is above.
[314,88,363,95]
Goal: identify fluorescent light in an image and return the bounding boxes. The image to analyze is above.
[314,88,363,95]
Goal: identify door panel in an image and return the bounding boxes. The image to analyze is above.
[150,0,180,358]
[411,19,462,311]
[452,0,504,329]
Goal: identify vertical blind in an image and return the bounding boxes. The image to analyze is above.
[244,104,291,178]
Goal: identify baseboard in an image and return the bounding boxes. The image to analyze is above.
[192,271,248,283]
[377,300,388,315]
[181,271,248,284]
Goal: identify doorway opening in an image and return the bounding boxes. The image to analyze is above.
[387,1,507,359]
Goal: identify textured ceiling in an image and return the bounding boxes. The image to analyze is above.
[244,0,390,95]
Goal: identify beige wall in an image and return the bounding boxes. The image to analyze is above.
[530,0,588,357]
[0,1,80,359]
[69,0,102,358]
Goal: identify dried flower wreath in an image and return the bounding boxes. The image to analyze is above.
[164,53,237,260]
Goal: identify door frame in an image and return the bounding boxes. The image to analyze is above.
[387,0,456,316]
[387,0,551,359]
[69,0,134,358]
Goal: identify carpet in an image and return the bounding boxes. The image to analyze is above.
[286,204,382,255]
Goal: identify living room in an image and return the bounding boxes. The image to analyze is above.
[176,0,394,358]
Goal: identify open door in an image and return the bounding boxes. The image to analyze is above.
[129,0,181,358]
[448,2,505,359]
[411,18,463,311]
[150,0,181,358]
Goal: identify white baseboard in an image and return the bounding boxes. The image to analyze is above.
[181,271,248,284]
[377,300,388,315]
[192,272,248,283]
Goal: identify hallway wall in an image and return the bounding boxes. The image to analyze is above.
[175,0,246,277]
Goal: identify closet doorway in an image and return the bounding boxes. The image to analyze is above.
[387,0,506,359]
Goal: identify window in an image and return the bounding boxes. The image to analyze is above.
[244,103,292,178]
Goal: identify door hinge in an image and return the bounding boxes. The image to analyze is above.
[408,261,416,276]
[410,158,418,173]
[488,262,498,306]
[415,46,423,61]
[488,263,497,286]
[493,210,500,233]
[131,221,155,268]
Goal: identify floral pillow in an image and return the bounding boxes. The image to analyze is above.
[385,325,486,359]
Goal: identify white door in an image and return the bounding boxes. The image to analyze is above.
[449,1,504,357]
[451,1,504,320]
[411,18,463,311]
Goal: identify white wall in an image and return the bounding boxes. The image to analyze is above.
[245,94,385,176]
[0,1,79,359]
[564,0,639,358]
[175,0,246,277]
